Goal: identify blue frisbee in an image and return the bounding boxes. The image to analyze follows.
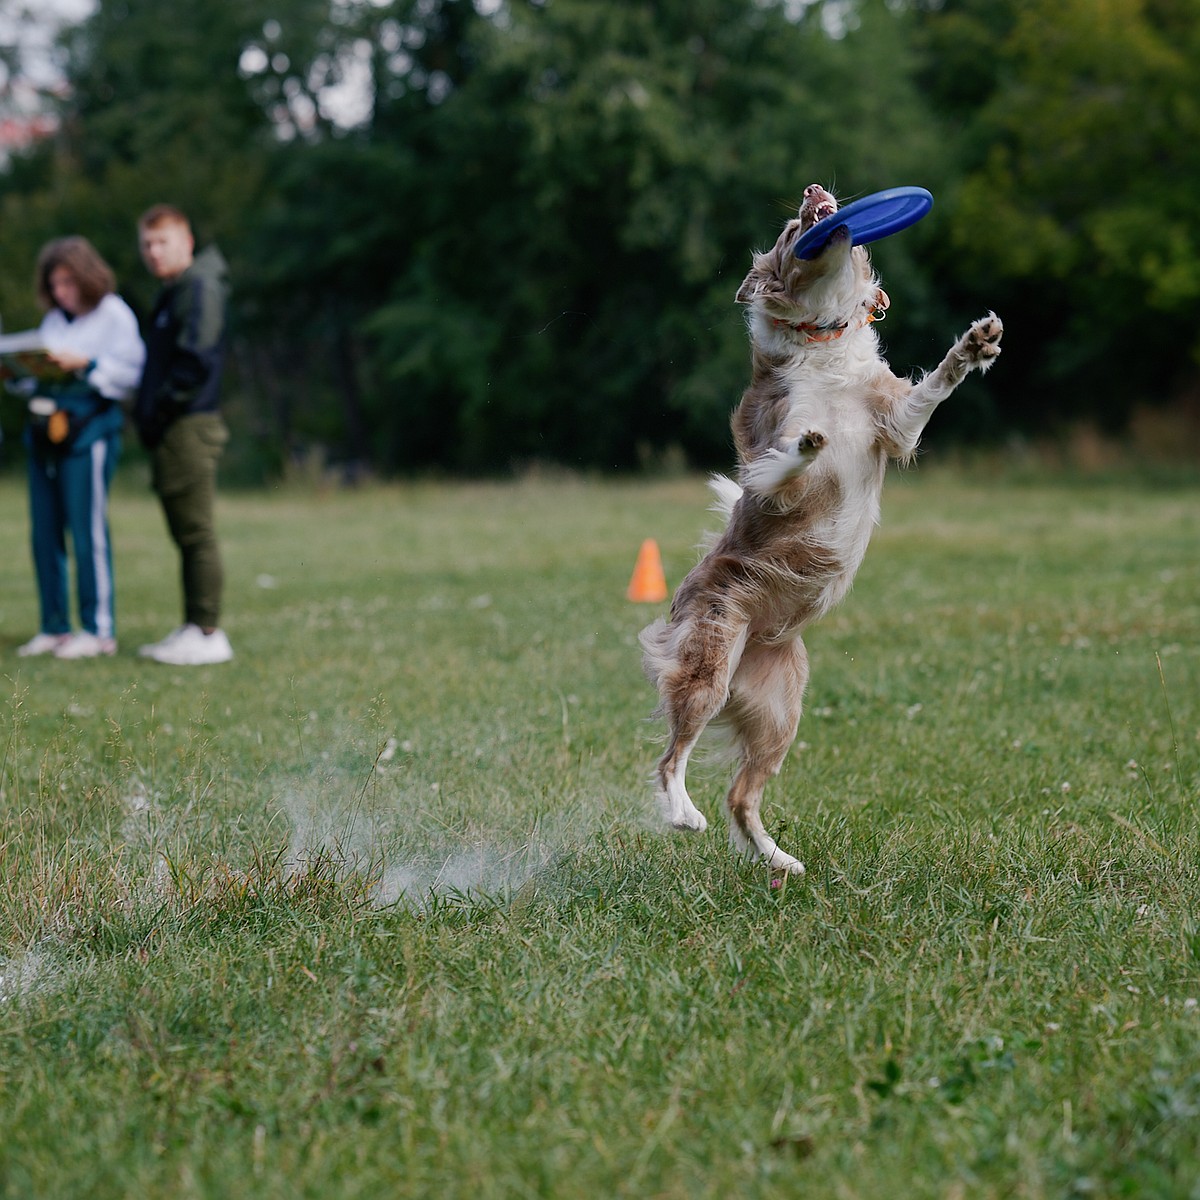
[793,186,934,260]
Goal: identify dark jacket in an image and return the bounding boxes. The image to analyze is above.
[134,245,230,449]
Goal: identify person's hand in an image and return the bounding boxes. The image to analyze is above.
[47,349,91,372]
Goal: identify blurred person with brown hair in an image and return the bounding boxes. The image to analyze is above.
[132,204,234,666]
[15,236,145,659]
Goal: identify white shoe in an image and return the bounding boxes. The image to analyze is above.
[138,626,188,658]
[17,632,71,657]
[54,632,117,659]
[145,624,233,665]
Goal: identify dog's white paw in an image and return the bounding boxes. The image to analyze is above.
[673,809,708,833]
[729,828,805,876]
[962,314,1003,371]
[767,851,806,877]
[658,789,708,833]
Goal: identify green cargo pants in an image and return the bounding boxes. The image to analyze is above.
[150,413,229,630]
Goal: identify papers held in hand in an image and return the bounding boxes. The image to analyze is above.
[0,331,74,383]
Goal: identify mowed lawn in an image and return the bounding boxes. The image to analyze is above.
[0,465,1198,1198]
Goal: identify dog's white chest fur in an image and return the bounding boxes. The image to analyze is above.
[776,358,886,616]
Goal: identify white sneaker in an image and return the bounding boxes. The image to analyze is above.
[17,632,71,657]
[54,632,117,659]
[138,626,188,658]
[145,624,234,665]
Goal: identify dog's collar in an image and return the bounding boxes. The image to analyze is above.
[772,289,891,343]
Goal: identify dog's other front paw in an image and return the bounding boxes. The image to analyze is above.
[795,430,827,459]
[962,314,1003,371]
[742,435,823,496]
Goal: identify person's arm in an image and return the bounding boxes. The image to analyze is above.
[84,297,146,399]
[41,298,146,400]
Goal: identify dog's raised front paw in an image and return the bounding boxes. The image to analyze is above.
[962,314,1003,370]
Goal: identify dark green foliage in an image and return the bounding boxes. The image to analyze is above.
[2,0,1198,472]
[359,0,947,470]
[914,0,1200,434]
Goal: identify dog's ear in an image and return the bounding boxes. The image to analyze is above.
[738,218,805,304]
[736,253,773,305]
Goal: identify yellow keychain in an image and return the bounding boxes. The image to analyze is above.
[47,409,70,444]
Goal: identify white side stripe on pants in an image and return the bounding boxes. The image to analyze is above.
[90,438,114,639]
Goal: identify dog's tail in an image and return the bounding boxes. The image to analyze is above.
[638,617,674,694]
[708,473,742,524]
[698,474,743,553]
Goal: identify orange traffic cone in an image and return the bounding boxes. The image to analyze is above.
[627,538,668,603]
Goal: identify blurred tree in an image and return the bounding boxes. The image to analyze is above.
[240,0,492,472]
[7,0,1194,474]
[363,0,950,470]
[915,0,1200,432]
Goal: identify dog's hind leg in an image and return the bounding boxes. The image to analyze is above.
[724,637,809,875]
[651,617,749,832]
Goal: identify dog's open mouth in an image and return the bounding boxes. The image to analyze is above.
[800,185,838,232]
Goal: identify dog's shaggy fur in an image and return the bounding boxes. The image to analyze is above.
[640,184,1003,875]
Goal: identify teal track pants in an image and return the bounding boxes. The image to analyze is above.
[27,434,121,638]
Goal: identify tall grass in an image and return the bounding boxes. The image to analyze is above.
[0,466,1197,1198]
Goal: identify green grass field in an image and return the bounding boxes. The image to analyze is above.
[1,466,1198,1198]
